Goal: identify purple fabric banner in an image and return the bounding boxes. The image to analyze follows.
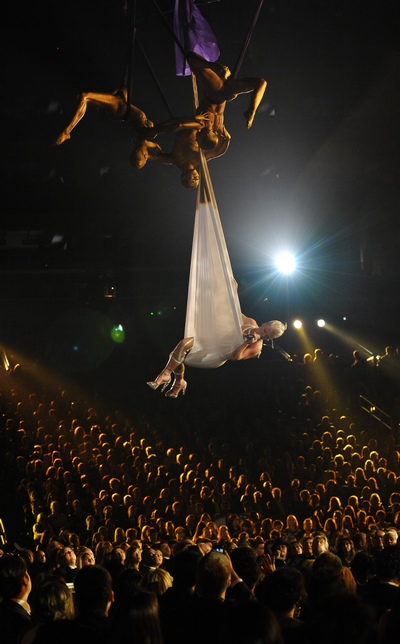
[174,0,220,76]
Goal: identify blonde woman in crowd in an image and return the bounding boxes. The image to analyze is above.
[94,540,113,566]
[76,547,95,569]
[141,567,173,596]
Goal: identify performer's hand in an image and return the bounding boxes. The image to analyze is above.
[195,113,210,126]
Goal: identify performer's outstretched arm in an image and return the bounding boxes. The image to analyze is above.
[149,114,208,138]
[230,337,262,361]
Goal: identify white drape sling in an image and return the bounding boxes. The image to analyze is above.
[183,151,243,368]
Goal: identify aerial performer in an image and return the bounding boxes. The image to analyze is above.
[55,87,200,166]
[56,88,162,163]
[145,119,230,188]
[55,87,228,187]
[147,315,286,398]
[187,51,267,132]
[171,0,267,131]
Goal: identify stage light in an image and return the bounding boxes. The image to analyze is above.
[111,324,125,344]
[293,319,302,329]
[275,251,296,275]
[104,283,116,298]
[317,319,326,327]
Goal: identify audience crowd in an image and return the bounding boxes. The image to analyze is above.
[1,344,400,643]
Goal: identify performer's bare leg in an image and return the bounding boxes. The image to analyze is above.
[165,362,187,399]
[147,338,193,396]
[237,78,267,128]
[187,53,267,129]
[56,91,128,145]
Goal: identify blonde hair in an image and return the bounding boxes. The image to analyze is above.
[140,567,173,596]
[268,320,287,339]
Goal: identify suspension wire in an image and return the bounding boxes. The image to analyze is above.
[135,38,175,118]
[123,0,175,118]
[125,0,137,107]
[232,0,264,78]
[152,0,186,56]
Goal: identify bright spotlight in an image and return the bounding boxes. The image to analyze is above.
[317,319,326,328]
[293,319,302,329]
[275,251,296,275]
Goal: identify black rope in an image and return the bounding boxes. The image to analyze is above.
[125,0,137,108]
[152,0,186,56]
[232,0,265,78]
[136,38,175,118]
[123,0,174,118]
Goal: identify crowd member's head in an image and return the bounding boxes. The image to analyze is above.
[196,551,231,599]
[256,566,306,618]
[285,514,300,534]
[125,544,142,570]
[249,537,265,560]
[76,548,95,569]
[140,567,173,596]
[172,538,194,555]
[94,540,113,566]
[59,546,77,569]
[352,532,367,553]
[0,553,32,643]
[384,528,398,547]
[312,532,329,558]
[74,565,114,616]
[0,553,32,601]
[31,578,75,623]
[156,540,171,561]
[169,548,202,589]
[370,528,385,551]
[230,547,261,591]
[174,526,186,542]
[375,545,400,583]
[114,590,163,644]
[151,549,163,569]
[109,546,126,565]
[196,538,213,556]
[350,552,376,588]
[308,552,346,604]
[287,540,303,562]
[335,536,355,566]
[271,538,288,564]
[300,535,313,558]
[113,568,142,606]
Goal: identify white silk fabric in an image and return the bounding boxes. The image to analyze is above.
[184,152,243,368]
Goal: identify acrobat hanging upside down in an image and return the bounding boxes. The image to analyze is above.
[55,87,229,188]
[186,52,267,131]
